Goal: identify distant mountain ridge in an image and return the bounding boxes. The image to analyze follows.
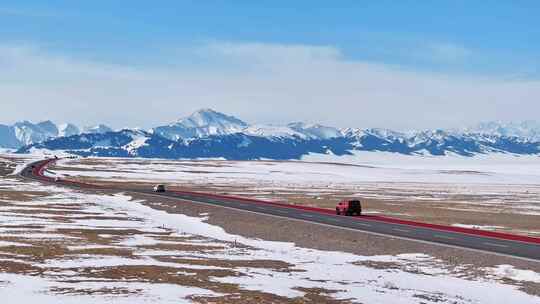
[466,121,540,141]
[83,124,113,135]
[0,121,112,149]
[13,109,540,160]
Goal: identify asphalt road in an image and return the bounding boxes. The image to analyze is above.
[20,159,540,261]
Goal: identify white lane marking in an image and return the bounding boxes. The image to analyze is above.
[276,210,289,214]
[355,222,372,227]
[327,218,341,222]
[483,242,509,248]
[392,228,410,233]
[255,206,268,211]
[301,213,315,218]
[434,235,455,240]
[233,203,249,208]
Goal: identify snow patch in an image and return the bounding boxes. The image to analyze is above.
[488,265,540,284]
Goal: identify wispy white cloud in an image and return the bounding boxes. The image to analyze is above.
[0,41,538,130]
[202,41,342,64]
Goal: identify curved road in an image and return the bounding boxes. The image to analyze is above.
[20,159,540,261]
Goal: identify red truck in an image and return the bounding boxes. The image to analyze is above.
[336,199,362,216]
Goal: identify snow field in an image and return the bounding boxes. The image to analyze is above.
[0,166,538,303]
[52,154,540,216]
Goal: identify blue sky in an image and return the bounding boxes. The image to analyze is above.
[1,1,539,129]
[3,1,539,72]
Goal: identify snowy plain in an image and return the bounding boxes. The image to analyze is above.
[0,154,539,303]
[49,152,540,219]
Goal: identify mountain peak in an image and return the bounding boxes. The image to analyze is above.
[179,108,248,128]
[152,109,248,141]
[83,124,113,134]
[174,108,248,136]
[58,123,80,137]
[10,120,59,147]
[287,122,341,139]
[192,108,219,115]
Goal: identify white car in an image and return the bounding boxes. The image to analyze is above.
[153,184,166,192]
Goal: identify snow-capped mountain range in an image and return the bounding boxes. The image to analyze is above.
[465,121,540,141]
[9,109,540,160]
[0,121,112,149]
